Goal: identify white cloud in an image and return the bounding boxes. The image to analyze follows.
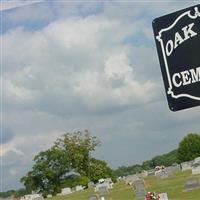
[105,53,133,78]
[3,15,159,115]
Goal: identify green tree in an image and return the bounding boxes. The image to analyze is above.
[61,174,89,188]
[21,147,69,195]
[149,149,179,168]
[89,158,115,183]
[21,130,101,196]
[54,130,100,177]
[177,133,200,162]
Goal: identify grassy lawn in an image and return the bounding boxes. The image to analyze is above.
[48,170,200,200]
[145,171,200,200]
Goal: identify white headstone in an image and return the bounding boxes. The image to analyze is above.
[181,161,193,171]
[125,175,139,185]
[96,182,110,192]
[139,170,148,177]
[192,157,200,175]
[75,185,84,191]
[104,178,112,182]
[61,187,72,195]
[194,157,200,163]
[88,181,95,188]
[158,193,168,200]
[192,165,200,175]
[98,178,105,183]
[22,194,43,200]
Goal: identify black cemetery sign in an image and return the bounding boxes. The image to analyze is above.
[152,4,200,111]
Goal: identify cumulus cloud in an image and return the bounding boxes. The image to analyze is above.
[3,15,159,116]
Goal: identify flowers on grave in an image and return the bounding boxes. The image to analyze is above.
[145,192,160,200]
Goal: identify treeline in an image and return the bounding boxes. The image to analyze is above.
[114,133,200,177]
[114,149,179,177]
[0,188,29,198]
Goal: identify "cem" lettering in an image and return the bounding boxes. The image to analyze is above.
[172,67,200,87]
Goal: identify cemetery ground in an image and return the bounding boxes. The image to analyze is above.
[48,171,200,200]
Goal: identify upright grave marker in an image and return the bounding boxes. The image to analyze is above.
[133,180,146,199]
[158,193,169,200]
[183,177,200,191]
[153,4,200,111]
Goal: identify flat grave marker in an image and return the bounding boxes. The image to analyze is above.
[98,186,108,197]
[158,193,169,200]
[183,177,200,191]
[88,195,99,200]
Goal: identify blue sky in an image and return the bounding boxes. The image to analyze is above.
[1,0,200,191]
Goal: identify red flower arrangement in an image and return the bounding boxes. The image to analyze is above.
[145,192,160,200]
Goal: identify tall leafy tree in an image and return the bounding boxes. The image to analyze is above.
[177,133,200,162]
[54,130,100,177]
[89,158,115,183]
[21,147,69,195]
[21,130,101,195]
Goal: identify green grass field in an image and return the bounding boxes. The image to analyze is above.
[49,171,200,200]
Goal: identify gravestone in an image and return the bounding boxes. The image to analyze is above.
[171,163,181,172]
[104,178,112,182]
[61,187,72,195]
[156,170,169,179]
[147,169,155,176]
[22,194,43,200]
[104,178,114,189]
[75,185,84,191]
[192,164,200,175]
[88,195,99,200]
[165,164,180,176]
[125,175,140,185]
[95,182,111,192]
[158,193,169,200]
[139,170,148,178]
[133,180,146,199]
[88,181,95,188]
[165,167,173,176]
[192,157,200,175]
[181,161,193,171]
[183,177,200,191]
[98,186,108,196]
[194,157,200,163]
